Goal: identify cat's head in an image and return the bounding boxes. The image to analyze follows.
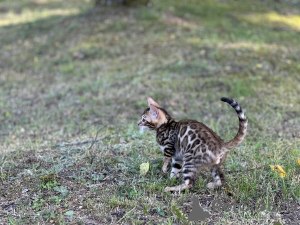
[138,97,170,131]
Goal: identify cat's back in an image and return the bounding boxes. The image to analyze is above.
[177,119,224,144]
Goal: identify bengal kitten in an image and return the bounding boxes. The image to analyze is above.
[138,97,247,192]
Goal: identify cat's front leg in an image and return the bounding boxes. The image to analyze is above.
[160,145,174,173]
[162,157,172,173]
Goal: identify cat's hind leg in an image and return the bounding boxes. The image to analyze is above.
[207,166,225,189]
[165,159,195,192]
[170,158,183,179]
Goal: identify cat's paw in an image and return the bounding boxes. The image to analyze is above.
[162,168,168,174]
[170,171,181,179]
[165,183,190,192]
[207,182,222,189]
[206,182,215,189]
[164,186,173,192]
[162,167,169,174]
[162,161,171,173]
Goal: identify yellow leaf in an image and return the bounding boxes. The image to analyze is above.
[225,188,233,196]
[256,63,263,68]
[170,34,176,39]
[270,165,286,178]
[297,158,300,166]
[114,35,119,41]
[5,111,10,118]
[1,173,7,180]
[140,162,149,176]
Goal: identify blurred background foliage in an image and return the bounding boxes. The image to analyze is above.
[0,0,299,147]
[0,0,299,224]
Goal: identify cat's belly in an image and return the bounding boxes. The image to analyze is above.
[173,153,183,162]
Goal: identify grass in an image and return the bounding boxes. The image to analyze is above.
[0,0,300,224]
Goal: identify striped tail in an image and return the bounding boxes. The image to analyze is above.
[221,97,248,151]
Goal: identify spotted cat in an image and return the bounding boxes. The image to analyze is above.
[138,97,247,192]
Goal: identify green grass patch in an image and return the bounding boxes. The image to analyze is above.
[0,0,299,224]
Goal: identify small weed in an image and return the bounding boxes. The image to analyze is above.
[40,180,60,190]
[32,198,46,211]
[230,79,254,97]
[53,186,69,197]
[153,206,165,216]
[48,196,62,205]
[59,61,74,74]
[39,173,57,185]
[0,173,7,182]
[171,205,186,223]
[8,218,23,225]
[41,210,56,221]
[8,218,15,225]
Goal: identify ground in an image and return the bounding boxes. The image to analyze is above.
[0,0,300,224]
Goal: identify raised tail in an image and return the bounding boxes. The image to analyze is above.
[221,97,248,151]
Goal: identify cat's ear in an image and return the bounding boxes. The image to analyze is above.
[149,104,159,119]
[148,97,161,119]
[148,97,161,108]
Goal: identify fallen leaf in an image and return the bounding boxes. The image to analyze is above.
[270,165,286,178]
[286,59,292,64]
[258,150,265,155]
[5,111,10,117]
[65,210,74,216]
[169,101,177,106]
[103,176,110,181]
[64,110,72,115]
[72,52,85,59]
[225,188,233,196]
[114,35,119,41]
[170,34,175,39]
[256,63,263,68]
[140,162,149,176]
[297,158,300,166]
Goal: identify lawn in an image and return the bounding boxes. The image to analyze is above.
[0,0,300,224]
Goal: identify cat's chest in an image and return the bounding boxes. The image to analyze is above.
[156,130,176,145]
[159,145,165,153]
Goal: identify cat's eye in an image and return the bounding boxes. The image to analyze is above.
[142,118,146,122]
